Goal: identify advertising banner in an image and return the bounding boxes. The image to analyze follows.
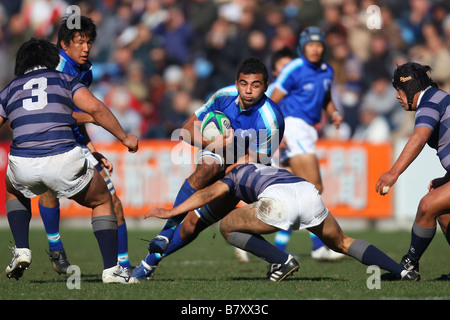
[0,140,393,219]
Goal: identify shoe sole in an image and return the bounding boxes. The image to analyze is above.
[6,261,30,280]
[277,265,299,281]
[269,263,299,282]
[51,261,70,275]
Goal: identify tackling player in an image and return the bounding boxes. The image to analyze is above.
[131,57,285,280]
[146,163,420,282]
[2,38,138,283]
[376,62,450,280]
[37,16,133,274]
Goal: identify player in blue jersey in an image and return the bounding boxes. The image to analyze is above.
[145,163,420,281]
[1,38,139,283]
[130,57,285,280]
[376,62,450,281]
[37,16,133,274]
[269,27,344,261]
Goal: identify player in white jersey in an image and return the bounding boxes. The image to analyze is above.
[146,163,420,282]
[1,38,139,284]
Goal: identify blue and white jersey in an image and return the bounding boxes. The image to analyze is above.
[0,68,86,157]
[221,163,305,203]
[57,49,93,145]
[195,85,285,160]
[272,57,334,125]
[414,87,450,172]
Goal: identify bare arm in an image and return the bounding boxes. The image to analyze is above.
[72,88,138,152]
[72,112,95,124]
[268,87,286,104]
[181,113,234,152]
[145,180,230,219]
[376,126,432,195]
[323,92,343,129]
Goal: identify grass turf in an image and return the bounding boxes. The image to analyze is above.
[0,224,448,302]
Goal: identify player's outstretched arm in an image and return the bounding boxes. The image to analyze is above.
[145,180,230,219]
[376,126,431,195]
[72,87,138,152]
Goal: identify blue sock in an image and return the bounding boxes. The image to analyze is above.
[39,202,64,251]
[145,223,191,266]
[6,199,31,248]
[158,179,196,240]
[274,229,292,251]
[310,232,326,250]
[117,222,131,268]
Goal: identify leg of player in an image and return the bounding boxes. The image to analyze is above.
[289,154,344,261]
[131,211,210,280]
[148,159,223,254]
[5,178,32,280]
[307,213,420,280]
[220,204,299,281]
[38,191,71,274]
[435,214,450,280]
[70,169,137,284]
[401,183,450,274]
[100,167,132,270]
[131,194,237,280]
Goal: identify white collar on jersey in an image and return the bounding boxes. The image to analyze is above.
[24,66,48,74]
[417,86,432,107]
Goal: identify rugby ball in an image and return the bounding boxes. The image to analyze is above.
[201,111,231,141]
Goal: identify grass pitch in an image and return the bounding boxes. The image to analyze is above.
[0,222,448,303]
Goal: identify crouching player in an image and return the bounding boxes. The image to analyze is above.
[145,163,420,282]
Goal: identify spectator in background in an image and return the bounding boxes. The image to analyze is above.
[153,5,195,65]
[88,84,143,142]
[359,73,399,130]
[352,104,391,143]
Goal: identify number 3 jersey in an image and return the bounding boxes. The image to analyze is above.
[0,68,86,157]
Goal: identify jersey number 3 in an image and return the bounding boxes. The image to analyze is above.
[23,77,48,111]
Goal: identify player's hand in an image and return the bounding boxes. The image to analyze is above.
[122,133,139,153]
[375,171,397,195]
[205,128,234,153]
[92,152,114,175]
[145,208,174,219]
[331,112,343,129]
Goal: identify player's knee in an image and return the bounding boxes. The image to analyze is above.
[416,195,437,222]
[219,220,231,240]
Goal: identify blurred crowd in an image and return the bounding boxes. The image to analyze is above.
[0,0,449,143]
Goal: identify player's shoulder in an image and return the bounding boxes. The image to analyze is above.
[282,57,305,74]
[212,85,238,100]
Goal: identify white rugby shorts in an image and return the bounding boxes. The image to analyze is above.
[7,146,94,198]
[279,116,318,163]
[254,181,329,230]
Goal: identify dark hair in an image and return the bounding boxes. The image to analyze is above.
[392,62,437,109]
[57,15,97,50]
[14,38,59,76]
[270,46,296,72]
[236,57,269,83]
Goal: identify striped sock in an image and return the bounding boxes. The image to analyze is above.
[39,203,64,251]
